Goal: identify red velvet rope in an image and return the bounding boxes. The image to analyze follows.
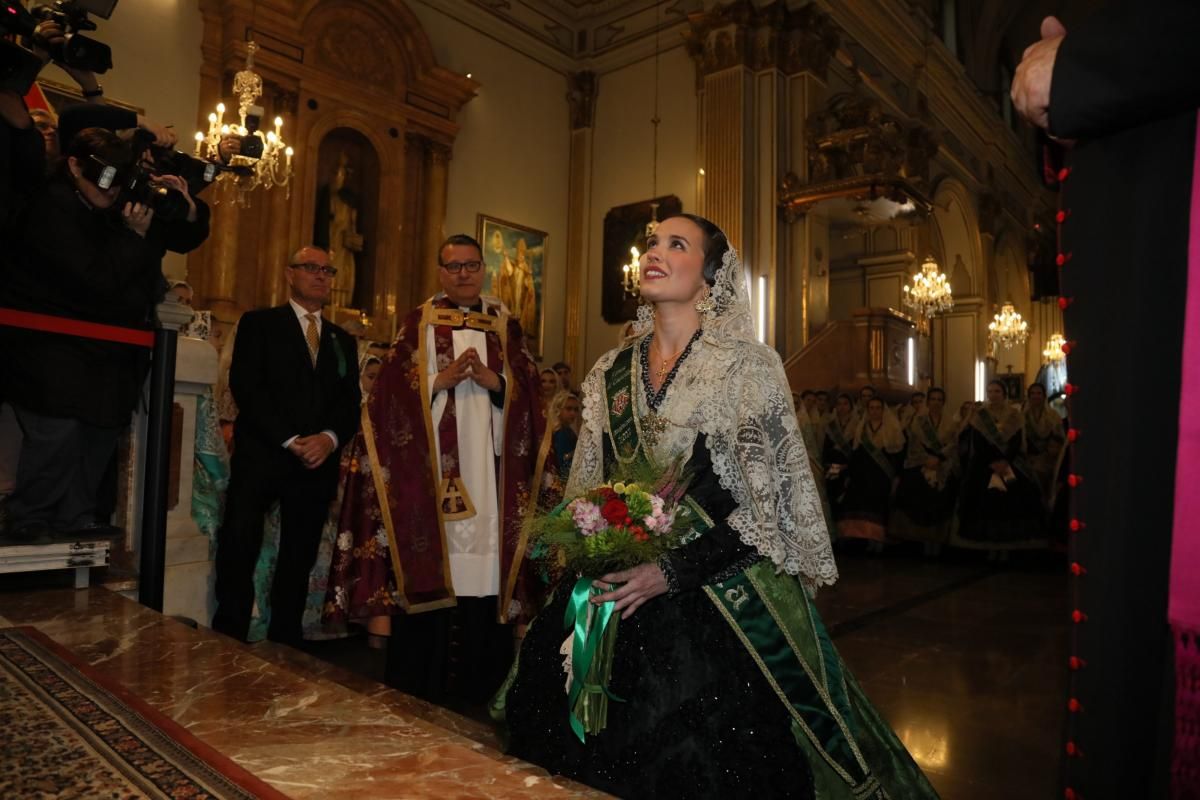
[0,308,155,348]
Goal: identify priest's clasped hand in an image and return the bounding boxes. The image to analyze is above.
[591,562,669,620]
[432,348,502,393]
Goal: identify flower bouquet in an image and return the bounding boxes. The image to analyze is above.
[529,462,694,743]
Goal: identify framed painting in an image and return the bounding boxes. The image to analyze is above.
[601,194,682,324]
[477,214,547,357]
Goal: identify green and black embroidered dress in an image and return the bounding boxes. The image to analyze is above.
[500,248,938,799]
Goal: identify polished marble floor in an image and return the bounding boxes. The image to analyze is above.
[0,549,1067,800]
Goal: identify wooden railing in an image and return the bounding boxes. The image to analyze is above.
[782,308,919,403]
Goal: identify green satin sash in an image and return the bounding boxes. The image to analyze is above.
[859,429,897,481]
[603,345,641,466]
[705,562,884,798]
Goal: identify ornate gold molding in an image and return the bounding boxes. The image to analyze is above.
[780,90,938,221]
[567,70,598,131]
[685,0,839,80]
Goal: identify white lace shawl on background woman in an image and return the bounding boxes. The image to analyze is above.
[566,246,839,592]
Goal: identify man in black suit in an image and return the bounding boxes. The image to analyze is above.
[212,245,360,645]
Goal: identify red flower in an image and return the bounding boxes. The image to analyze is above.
[631,526,649,542]
[594,487,618,503]
[601,498,629,526]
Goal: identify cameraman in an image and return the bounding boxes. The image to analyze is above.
[0,126,185,541]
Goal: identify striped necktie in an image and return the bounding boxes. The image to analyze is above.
[304,312,320,366]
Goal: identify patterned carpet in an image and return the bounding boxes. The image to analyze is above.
[0,626,289,799]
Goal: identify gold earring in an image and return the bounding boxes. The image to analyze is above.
[695,288,715,314]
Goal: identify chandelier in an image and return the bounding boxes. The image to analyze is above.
[988,301,1030,350]
[902,255,954,318]
[1042,332,1066,363]
[193,41,294,200]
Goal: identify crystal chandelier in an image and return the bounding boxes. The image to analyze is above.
[1042,332,1066,363]
[988,301,1030,350]
[193,41,294,200]
[902,255,954,318]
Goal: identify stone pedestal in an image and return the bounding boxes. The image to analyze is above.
[162,334,219,624]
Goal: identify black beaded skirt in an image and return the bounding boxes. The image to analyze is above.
[505,583,813,799]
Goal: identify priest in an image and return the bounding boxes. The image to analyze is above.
[325,233,556,706]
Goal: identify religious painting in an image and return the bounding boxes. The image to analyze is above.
[477,214,547,357]
[601,194,682,324]
[996,371,1025,403]
[313,128,380,312]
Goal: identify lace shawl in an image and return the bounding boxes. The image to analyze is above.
[567,247,838,591]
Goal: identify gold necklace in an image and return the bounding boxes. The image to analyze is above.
[653,341,689,382]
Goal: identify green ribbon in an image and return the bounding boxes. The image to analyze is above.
[564,576,623,743]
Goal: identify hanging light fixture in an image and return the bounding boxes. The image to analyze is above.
[194,41,294,201]
[1043,332,1067,363]
[902,255,954,319]
[623,2,664,298]
[989,301,1030,350]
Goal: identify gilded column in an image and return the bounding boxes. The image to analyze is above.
[259,91,299,309]
[564,70,597,371]
[421,140,451,302]
[206,193,242,323]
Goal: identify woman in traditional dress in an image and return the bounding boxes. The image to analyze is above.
[549,390,582,480]
[890,387,959,555]
[499,214,938,799]
[1023,382,1067,516]
[822,393,857,522]
[836,397,905,547]
[953,380,1045,556]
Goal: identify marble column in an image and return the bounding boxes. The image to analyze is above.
[688,1,838,351]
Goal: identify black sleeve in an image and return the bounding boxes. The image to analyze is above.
[1049,1,1200,140]
[148,196,210,254]
[661,521,758,594]
[0,119,44,237]
[490,373,507,408]
[229,313,295,447]
[323,330,361,446]
[58,104,138,150]
[22,188,165,304]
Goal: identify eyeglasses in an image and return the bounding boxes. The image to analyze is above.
[440,260,483,274]
[290,262,338,277]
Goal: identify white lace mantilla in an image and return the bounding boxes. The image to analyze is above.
[567,247,838,592]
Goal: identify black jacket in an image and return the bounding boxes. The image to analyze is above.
[229,304,361,492]
[0,177,170,427]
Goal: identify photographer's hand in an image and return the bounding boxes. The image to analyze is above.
[153,175,197,223]
[136,116,177,149]
[217,134,241,164]
[122,202,154,238]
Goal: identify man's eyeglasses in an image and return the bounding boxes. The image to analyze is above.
[440,260,483,274]
[290,262,338,277]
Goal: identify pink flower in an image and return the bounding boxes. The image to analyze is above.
[567,499,606,536]
[645,495,675,534]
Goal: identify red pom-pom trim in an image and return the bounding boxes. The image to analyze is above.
[1068,429,1079,442]
[1056,210,1071,223]
[1058,167,1071,182]
[1069,656,1087,670]
[1058,297,1073,310]
[1070,562,1087,576]
[1068,698,1083,712]
[1064,383,1078,396]
[1070,519,1087,532]
[1068,474,1084,488]
[1072,610,1088,624]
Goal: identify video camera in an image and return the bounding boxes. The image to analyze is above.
[0,0,116,93]
[81,129,248,223]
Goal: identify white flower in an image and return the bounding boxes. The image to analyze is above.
[337,531,352,551]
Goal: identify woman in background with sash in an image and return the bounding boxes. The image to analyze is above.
[890,387,959,556]
[500,214,937,799]
[836,397,905,548]
[822,392,856,524]
[953,380,1045,557]
[1023,382,1067,518]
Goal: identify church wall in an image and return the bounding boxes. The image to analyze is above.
[38,0,204,281]
[408,2,572,366]
[582,44,698,371]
